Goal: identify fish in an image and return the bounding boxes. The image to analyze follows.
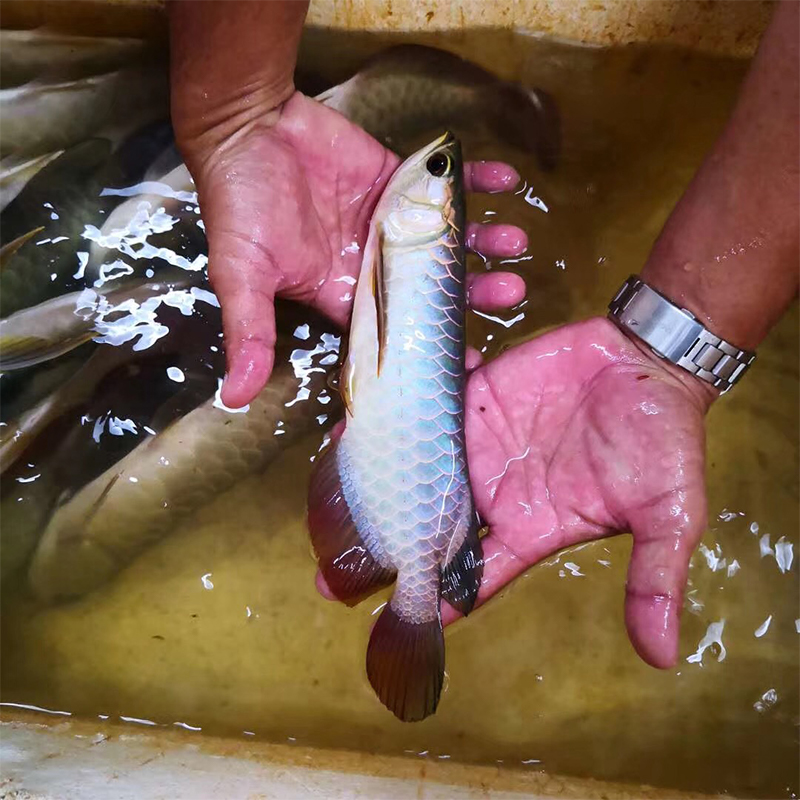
[0,314,218,582]
[0,124,177,317]
[0,28,150,89]
[0,68,168,159]
[27,315,341,603]
[315,44,560,169]
[0,268,204,371]
[86,163,200,276]
[307,132,482,722]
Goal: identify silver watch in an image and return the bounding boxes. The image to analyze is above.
[608,275,756,394]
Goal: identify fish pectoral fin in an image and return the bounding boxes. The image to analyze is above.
[366,601,445,722]
[307,439,395,605]
[441,516,484,616]
[371,232,387,376]
[0,226,45,270]
[0,331,95,371]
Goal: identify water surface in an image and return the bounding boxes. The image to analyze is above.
[1,29,797,799]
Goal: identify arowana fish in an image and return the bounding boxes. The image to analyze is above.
[308,132,482,722]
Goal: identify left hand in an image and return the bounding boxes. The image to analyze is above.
[449,317,716,668]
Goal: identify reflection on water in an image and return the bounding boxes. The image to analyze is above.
[0,28,798,800]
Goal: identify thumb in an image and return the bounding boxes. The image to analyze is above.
[623,478,708,669]
[192,159,280,409]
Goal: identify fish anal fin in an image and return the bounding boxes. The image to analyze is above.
[441,517,484,616]
[307,440,395,605]
[366,603,445,722]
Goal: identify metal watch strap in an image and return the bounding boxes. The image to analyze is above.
[608,275,756,394]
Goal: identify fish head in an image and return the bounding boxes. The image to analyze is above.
[377,131,464,247]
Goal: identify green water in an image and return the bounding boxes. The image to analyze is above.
[1,29,797,799]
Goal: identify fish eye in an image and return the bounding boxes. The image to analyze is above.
[426,152,450,177]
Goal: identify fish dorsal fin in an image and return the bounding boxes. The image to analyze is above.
[371,230,387,376]
[307,438,396,604]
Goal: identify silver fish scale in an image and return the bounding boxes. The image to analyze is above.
[337,242,473,623]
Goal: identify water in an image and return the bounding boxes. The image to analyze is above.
[1,29,798,799]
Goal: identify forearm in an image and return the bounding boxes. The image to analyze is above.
[169,0,309,160]
[642,0,799,352]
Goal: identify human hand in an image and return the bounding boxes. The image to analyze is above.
[179,91,527,408]
[449,317,717,668]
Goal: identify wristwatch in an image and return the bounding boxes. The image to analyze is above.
[608,275,756,394]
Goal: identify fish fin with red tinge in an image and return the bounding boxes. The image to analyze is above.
[307,439,395,606]
[441,517,483,616]
[366,602,445,722]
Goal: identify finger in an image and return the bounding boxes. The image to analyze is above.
[624,490,707,669]
[441,534,530,626]
[465,346,483,371]
[466,223,527,257]
[467,271,526,311]
[205,236,279,408]
[464,161,520,193]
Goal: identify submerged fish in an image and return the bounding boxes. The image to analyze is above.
[316,44,560,168]
[0,68,168,159]
[0,124,177,317]
[28,315,340,603]
[308,132,482,722]
[0,28,149,89]
[0,268,203,371]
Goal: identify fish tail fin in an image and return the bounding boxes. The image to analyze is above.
[307,438,396,605]
[489,83,561,171]
[366,595,445,722]
[441,515,484,616]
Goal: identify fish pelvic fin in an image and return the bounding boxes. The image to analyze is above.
[441,515,484,616]
[366,599,445,723]
[0,226,44,270]
[0,332,95,371]
[307,438,395,605]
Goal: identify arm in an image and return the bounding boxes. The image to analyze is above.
[642,0,799,356]
[170,1,309,159]
[440,2,798,667]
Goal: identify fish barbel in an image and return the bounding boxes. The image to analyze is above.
[308,132,482,722]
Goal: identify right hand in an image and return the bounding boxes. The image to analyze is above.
[177,91,528,408]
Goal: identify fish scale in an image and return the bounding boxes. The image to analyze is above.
[339,246,471,564]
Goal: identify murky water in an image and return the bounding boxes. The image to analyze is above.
[1,29,797,799]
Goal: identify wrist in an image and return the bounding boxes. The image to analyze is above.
[168,0,307,170]
[607,276,754,406]
[171,79,294,171]
[625,329,720,411]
